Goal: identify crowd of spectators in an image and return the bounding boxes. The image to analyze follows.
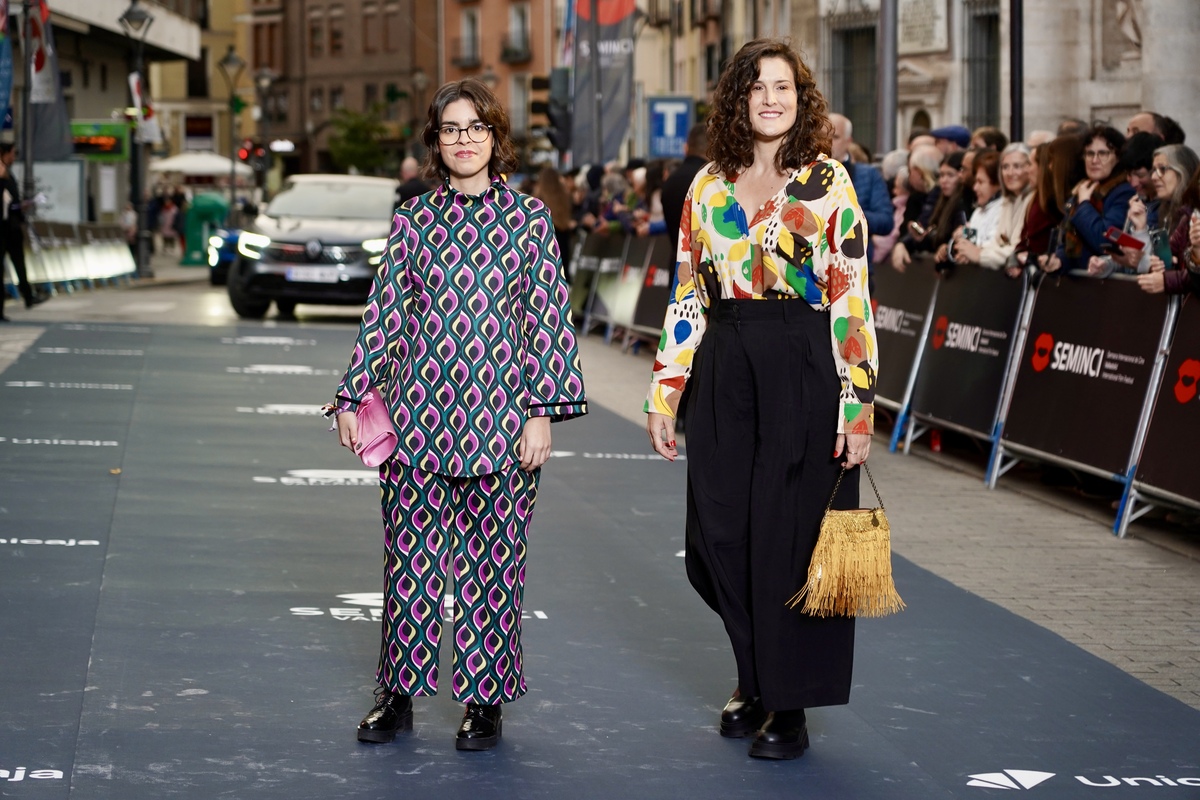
[869,111,1199,299]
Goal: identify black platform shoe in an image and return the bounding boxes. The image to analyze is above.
[356,688,413,743]
[720,690,767,738]
[748,710,810,760]
[455,703,502,751]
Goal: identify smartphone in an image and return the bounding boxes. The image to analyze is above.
[908,221,926,237]
[1103,226,1145,251]
[1149,227,1172,267]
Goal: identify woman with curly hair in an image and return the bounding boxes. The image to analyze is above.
[645,39,877,760]
[330,78,587,751]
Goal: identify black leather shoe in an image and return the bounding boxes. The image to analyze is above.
[720,691,767,738]
[748,710,810,760]
[356,689,412,743]
[455,703,502,751]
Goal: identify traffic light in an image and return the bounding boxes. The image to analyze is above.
[253,146,268,173]
[547,67,572,153]
[529,75,551,134]
[237,138,253,162]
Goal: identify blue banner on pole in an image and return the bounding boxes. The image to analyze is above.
[0,35,12,133]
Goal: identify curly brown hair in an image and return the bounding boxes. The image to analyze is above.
[421,79,520,184]
[706,39,833,177]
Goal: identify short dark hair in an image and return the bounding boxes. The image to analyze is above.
[907,127,931,145]
[0,143,14,156]
[420,79,519,183]
[1154,113,1186,146]
[1120,131,1165,172]
[972,126,1009,151]
[1057,119,1090,137]
[1086,124,1126,159]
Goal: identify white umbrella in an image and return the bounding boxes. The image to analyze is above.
[149,151,254,177]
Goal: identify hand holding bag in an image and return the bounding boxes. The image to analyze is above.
[353,387,399,467]
[786,463,905,618]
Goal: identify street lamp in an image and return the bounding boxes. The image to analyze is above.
[216,45,246,216]
[254,68,278,193]
[119,0,155,278]
[480,66,499,90]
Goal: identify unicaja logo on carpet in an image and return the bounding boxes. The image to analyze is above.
[967,769,1200,790]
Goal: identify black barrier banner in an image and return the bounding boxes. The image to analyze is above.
[908,264,1027,437]
[1136,297,1200,502]
[872,255,939,404]
[632,235,675,333]
[571,233,628,319]
[1002,275,1167,476]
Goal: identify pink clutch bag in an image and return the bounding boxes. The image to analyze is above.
[354,387,399,467]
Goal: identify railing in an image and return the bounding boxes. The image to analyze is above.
[501,31,531,64]
[450,37,481,69]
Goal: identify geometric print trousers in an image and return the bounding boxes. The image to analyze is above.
[377,460,539,704]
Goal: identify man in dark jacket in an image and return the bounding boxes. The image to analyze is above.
[660,123,709,243]
[830,114,894,272]
[0,144,44,317]
[395,157,431,206]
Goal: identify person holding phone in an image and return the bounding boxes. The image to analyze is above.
[1039,125,1132,274]
[1139,171,1200,297]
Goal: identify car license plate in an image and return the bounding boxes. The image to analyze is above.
[285,266,339,283]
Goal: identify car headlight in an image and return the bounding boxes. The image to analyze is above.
[237,231,271,259]
[208,235,225,249]
[208,247,220,267]
[363,238,388,267]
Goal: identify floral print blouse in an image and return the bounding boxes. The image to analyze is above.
[645,157,878,435]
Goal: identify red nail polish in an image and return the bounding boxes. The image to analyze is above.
[669,440,676,447]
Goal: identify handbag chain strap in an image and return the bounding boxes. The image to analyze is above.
[824,462,884,514]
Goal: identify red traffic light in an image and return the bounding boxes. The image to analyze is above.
[238,147,251,161]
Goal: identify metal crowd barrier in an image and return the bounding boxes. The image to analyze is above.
[875,258,1192,536]
[570,232,675,350]
[2,221,137,297]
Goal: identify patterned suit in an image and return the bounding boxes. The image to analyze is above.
[336,178,586,703]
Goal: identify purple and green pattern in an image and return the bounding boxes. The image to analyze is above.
[377,461,537,703]
[336,178,587,477]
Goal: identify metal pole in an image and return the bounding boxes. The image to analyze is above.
[228,110,236,213]
[876,0,898,156]
[132,38,151,278]
[590,0,602,164]
[21,0,34,208]
[1009,0,1023,143]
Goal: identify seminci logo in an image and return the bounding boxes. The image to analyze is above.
[1031,332,1054,372]
[1175,358,1200,404]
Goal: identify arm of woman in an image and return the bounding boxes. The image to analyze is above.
[1069,183,1134,257]
[646,179,708,460]
[333,212,410,451]
[820,162,876,467]
[522,206,589,419]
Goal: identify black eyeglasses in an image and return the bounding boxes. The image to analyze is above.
[438,123,493,145]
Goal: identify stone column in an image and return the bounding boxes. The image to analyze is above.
[1140,2,1200,142]
[1021,0,1086,134]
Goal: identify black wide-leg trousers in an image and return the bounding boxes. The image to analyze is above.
[684,298,858,711]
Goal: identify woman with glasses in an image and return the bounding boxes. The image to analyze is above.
[1039,124,1133,273]
[330,78,587,751]
[645,39,877,761]
[1136,147,1200,296]
[952,144,1035,278]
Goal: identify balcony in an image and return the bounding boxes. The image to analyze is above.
[451,37,481,69]
[501,31,531,64]
[647,0,672,27]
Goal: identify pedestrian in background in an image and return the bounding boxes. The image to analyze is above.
[331,78,587,752]
[661,123,710,238]
[0,144,46,315]
[396,156,431,206]
[645,38,877,761]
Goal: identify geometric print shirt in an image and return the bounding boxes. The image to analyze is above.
[336,177,588,477]
[645,156,878,435]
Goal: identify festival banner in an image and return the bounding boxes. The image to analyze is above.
[570,0,636,164]
[1002,275,1168,476]
[907,264,1027,437]
[1135,297,1200,504]
[28,0,73,160]
[871,255,939,406]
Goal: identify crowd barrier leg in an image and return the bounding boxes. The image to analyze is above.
[1112,297,1180,537]
[985,274,1041,488]
[888,281,940,453]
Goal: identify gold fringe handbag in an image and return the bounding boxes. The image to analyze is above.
[786,463,905,618]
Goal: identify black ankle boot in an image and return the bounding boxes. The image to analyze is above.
[720,690,767,738]
[356,689,413,743]
[748,709,809,760]
[455,703,502,751]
